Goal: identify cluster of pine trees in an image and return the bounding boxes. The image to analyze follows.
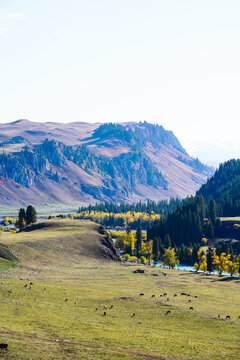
[17,205,37,228]
[78,198,182,218]
[148,195,222,248]
[198,159,240,216]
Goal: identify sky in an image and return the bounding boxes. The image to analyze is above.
[1,0,240,167]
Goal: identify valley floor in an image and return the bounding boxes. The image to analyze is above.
[0,263,239,359]
[0,219,239,360]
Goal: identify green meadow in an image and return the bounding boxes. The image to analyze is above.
[0,219,239,360]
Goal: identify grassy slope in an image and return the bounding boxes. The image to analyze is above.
[0,257,17,271]
[1,219,118,268]
[0,219,239,360]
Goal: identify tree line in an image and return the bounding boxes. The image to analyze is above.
[115,225,240,276]
[78,198,182,217]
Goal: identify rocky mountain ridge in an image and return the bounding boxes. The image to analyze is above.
[0,120,214,205]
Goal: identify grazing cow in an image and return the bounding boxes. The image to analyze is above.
[95,308,98,311]
[104,306,107,309]
[174,294,177,297]
[151,295,155,298]
[30,282,33,285]
[166,298,169,302]
[139,293,144,296]
[0,343,8,350]
[103,312,106,316]
[238,316,240,319]
[189,307,193,310]
[1,282,4,286]
[131,313,136,317]
[188,300,191,303]
[160,295,163,297]
[217,315,221,318]
[137,322,142,324]
[163,293,167,296]
[165,310,171,315]
[226,315,230,320]
[65,299,68,302]
[24,284,28,288]
[109,305,113,309]
[187,294,191,297]
[29,286,32,290]
[181,292,187,296]
[194,296,198,298]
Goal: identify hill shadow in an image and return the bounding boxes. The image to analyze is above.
[211,276,240,283]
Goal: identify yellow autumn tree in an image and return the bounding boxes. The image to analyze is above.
[141,240,153,264]
[140,256,146,264]
[226,260,238,276]
[126,232,135,253]
[194,249,203,271]
[236,255,240,277]
[213,252,231,275]
[162,248,179,269]
[199,255,207,273]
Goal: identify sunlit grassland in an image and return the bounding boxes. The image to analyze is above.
[0,219,239,360]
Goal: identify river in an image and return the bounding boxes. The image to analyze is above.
[155,262,239,277]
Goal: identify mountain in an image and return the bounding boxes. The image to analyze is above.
[0,120,213,206]
[197,159,240,216]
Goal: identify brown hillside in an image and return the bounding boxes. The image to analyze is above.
[0,219,120,268]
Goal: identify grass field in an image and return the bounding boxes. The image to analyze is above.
[0,219,239,360]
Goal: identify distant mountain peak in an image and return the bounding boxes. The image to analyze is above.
[10,119,31,124]
[0,120,214,205]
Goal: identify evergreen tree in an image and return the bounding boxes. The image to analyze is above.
[206,220,214,238]
[152,237,159,263]
[158,237,165,258]
[206,247,214,273]
[126,225,131,235]
[208,198,217,227]
[192,243,200,264]
[18,208,26,228]
[136,225,142,258]
[26,205,37,225]
[125,243,132,256]
[164,234,171,248]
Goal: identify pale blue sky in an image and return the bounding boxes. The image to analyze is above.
[1,0,240,166]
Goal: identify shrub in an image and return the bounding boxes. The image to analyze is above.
[201,237,207,244]
[123,254,131,261]
[130,256,137,262]
[140,256,146,264]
